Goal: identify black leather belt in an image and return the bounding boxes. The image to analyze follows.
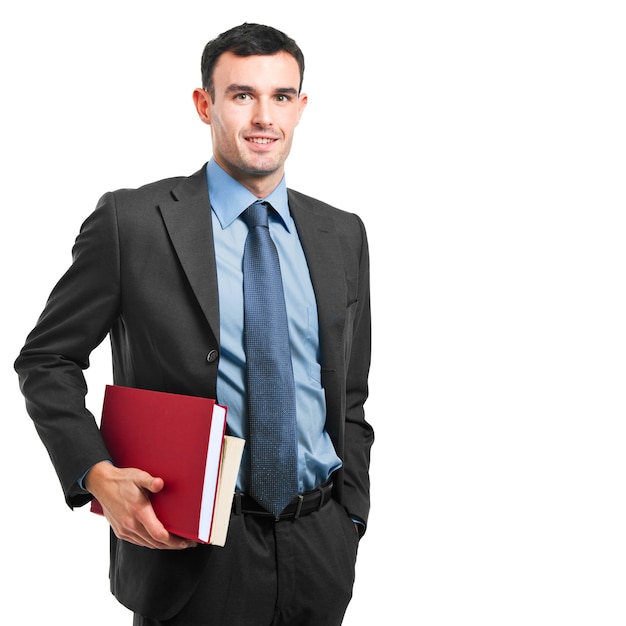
[233,480,333,520]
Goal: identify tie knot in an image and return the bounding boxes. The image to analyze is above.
[243,201,270,229]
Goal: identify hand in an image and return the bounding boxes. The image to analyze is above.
[84,461,196,550]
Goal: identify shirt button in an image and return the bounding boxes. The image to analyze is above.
[206,350,218,363]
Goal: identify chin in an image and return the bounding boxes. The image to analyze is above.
[242,160,282,177]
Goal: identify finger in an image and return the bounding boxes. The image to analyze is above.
[127,484,196,549]
[145,475,165,495]
[104,504,193,549]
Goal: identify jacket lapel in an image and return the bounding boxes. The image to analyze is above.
[158,167,220,341]
[288,190,346,376]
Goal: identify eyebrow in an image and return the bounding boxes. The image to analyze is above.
[224,84,299,96]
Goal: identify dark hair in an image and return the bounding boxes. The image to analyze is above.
[201,23,305,100]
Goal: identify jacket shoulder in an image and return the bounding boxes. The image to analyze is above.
[106,166,206,205]
[287,188,368,236]
[287,188,366,223]
[92,167,208,229]
[287,187,342,214]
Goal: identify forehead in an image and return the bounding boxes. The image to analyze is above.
[212,51,301,92]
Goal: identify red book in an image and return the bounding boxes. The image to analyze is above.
[90,385,244,546]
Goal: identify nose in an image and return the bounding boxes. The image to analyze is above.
[251,97,272,127]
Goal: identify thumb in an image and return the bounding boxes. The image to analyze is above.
[134,470,165,495]
[146,475,165,494]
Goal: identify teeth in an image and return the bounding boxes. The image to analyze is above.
[249,138,273,144]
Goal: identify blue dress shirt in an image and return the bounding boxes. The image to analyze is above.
[206,159,342,493]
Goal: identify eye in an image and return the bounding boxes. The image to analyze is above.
[235,93,251,101]
[275,94,291,103]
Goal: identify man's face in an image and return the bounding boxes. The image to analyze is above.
[194,51,307,195]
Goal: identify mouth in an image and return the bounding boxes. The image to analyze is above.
[246,137,278,146]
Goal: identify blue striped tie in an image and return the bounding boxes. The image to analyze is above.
[242,201,298,518]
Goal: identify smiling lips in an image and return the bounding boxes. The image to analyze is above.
[247,137,277,145]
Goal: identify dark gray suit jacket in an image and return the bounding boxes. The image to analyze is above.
[15,165,373,618]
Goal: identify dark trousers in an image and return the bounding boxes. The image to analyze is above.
[133,498,360,626]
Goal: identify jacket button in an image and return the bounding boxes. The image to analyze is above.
[206,350,218,363]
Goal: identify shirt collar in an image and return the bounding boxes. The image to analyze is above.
[206,159,291,232]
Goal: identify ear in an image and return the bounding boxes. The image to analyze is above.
[192,88,212,125]
[296,92,308,125]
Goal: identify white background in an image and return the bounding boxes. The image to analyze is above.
[2,1,625,624]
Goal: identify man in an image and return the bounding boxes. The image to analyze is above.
[15,22,373,625]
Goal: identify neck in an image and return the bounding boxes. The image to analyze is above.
[214,158,284,199]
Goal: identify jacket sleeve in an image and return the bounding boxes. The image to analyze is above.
[341,214,374,531]
[14,193,121,507]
